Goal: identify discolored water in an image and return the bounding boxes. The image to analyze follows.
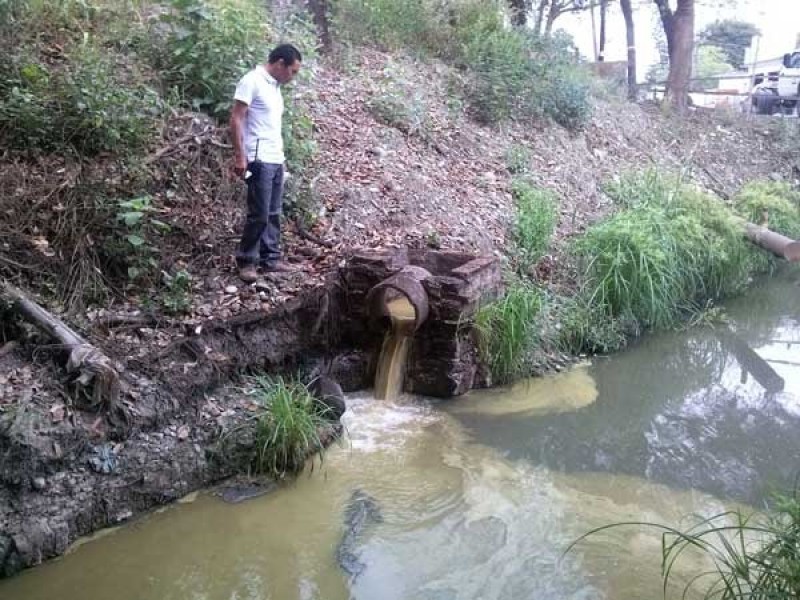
[374,296,416,401]
[2,268,798,600]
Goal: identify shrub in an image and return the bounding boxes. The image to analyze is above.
[153,0,271,117]
[474,281,546,383]
[247,376,329,477]
[333,0,591,129]
[463,29,531,123]
[527,32,592,130]
[512,179,558,272]
[105,195,170,283]
[734,180,800,240]
[0,43,161,155]
[367,75,432,139]
[332,0,435,51]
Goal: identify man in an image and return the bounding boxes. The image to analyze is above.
[230,44,303,283]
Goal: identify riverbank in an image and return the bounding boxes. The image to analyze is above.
[3,0,800,579]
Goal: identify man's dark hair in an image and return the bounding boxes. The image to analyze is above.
[269,44,302,65]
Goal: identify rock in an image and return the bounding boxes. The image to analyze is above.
[224,285,238,294]
[308,376,346,421]
[31,477,46,491]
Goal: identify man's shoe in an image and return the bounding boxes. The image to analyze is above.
[239,264,259,283]
[263,260,302,273]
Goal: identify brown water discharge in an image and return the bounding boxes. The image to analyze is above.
[374,296,417,400]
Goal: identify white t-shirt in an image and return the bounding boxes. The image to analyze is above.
[234,65,285,164]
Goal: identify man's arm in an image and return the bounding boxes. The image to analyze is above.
[229,100,249,177]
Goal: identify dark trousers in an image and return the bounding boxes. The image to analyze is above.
[237,161,284,267]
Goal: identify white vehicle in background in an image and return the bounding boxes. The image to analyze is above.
[751,48,800,115]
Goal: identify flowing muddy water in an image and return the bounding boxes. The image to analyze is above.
[3,268,800,600]
[374,296,417,401]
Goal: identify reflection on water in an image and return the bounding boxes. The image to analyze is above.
[453,268,800,505]
[2,267,798,600]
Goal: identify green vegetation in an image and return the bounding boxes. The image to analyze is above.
[109,195,172,283]
[552,295,628,355]
[160,269,193,315]
[0,0,316,309]
[479,169,796,376]
[333,0,591,128]
[0,30,161,154]
[570,490,800,599]
[576,170,767,331]
[734,180,800,239]
[367,86,431,140]
[511,179,558,273]
[242,376,330,477]
[474,281,546,383]
[151,0,270,117]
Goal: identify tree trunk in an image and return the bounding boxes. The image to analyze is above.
[598,0,607,62]
[664,0,694,112]
[652,0,675,61]
[533,0,548,36]
[508,0,528,27]
[620,0,637,99]
[1,282,120,409]
[545,1,559,35]
[307,0,332,53]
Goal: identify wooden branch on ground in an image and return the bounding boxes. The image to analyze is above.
[92,313,160,333]
[1,282,120,409]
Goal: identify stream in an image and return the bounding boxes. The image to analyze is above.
[2,267,799,600]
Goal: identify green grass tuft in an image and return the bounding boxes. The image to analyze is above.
[734,180,800,239]
[551,295,629,355]
[247,375,330,478]
[512,179,558,273]
[474,280,546,383]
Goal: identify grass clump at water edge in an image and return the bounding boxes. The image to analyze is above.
[223,375,332,478]
[576,171,770,332]
[474,281,546,384]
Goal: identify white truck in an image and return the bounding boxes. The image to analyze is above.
[751,48,800,115]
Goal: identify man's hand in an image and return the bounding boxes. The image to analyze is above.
[232,156,247,178]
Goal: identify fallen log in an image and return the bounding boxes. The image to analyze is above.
[1,282,119,409]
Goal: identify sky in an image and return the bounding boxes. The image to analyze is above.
[559,0,800,80]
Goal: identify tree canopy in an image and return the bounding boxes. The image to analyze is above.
[698,19,759,69]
